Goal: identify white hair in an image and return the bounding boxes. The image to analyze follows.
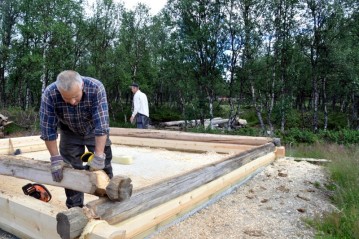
[55,70,83,91]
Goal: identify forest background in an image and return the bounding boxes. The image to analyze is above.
[1,0,359,144]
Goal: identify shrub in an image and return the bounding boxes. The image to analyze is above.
[279,128,319,145]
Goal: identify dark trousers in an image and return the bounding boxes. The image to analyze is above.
[59,132,113,208]
[136,114,149,129]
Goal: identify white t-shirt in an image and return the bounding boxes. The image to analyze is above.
[132,90,149,117]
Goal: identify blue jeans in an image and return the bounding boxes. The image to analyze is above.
[59,131,113,208]
[136,114,149,129]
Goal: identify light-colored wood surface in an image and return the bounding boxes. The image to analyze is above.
[0,136,47,155]
[0,191,61,239]
[0,155,110,196]
[85,143,275,225]
[110,135,257,154]
[116,152,276,239]
[110,128,272,146]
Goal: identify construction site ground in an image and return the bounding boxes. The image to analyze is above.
[0,154,333,239]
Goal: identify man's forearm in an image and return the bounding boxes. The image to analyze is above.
[45,140,59,156]
[95,135,107,155]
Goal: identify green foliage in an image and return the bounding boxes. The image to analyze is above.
[285,143,328,159]
[279,128,319,145]
[307,145,359,239]
[150,106,182,123]
[1,107,40,135]
[318,130,359,145]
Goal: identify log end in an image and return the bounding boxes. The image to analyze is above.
[56,207,89,239]
[106,175,133,201]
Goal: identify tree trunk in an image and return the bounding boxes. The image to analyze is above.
[250,80,266,132]
[323,77,328,130]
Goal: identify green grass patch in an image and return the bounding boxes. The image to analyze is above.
[303,144,359,238]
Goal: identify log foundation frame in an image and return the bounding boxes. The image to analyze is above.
[0,128,283,239]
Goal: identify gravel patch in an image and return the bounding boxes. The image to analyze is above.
[150,158,334,239]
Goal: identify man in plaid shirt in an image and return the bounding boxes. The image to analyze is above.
[40,70,113,208]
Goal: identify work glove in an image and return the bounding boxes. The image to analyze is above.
[81,152,105,171]
[50,155,64,182]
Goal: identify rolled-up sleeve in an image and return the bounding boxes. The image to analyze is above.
[40,91,58,141]
[92,84,110,136]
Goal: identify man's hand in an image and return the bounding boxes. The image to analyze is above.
[130,116,135,123]
[50,155,64,182]
[88,152,105,171]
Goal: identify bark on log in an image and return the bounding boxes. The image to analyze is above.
[106,175,133,201]
[0,155,132,199]
[57,207,89,239]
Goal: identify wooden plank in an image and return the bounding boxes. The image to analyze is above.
[0,191,61,239]
[56,143,275,238]
[110,136,257,154]
[86,143,275,224]
[110,127,272,145]
[0,155,132,198]
[116,152,276,239]
[0,137,46,154]
[286,157,331,163]
[86,221,126,239]
[275,146,285,158]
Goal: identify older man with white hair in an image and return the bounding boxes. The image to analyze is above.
[40,70,113,208]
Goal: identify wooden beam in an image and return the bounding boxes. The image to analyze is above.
[98,143,274,224]
[0,191,61,239]
[116,152,276,239]
[110,136,257,154]
[0,136,47,155]
[84,220,126,239]
[55,142,275,238]
[275,146,285,158]
[0,155,132,199]
[110,128,272,146]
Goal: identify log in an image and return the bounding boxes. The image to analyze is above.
[110,136,256,153]
[94,143,274,224]
[110,127,272,146]
[160,118,222,127]
[116,152,276,239]
[0,155,132,199]
[56,143,275,237]
[0,191,61,239]
[106,175,133,201]
[57,207,89,239]
[0,136,48,154]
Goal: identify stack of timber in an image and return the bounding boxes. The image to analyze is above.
[160,117,247,130]
[0,128,285,239]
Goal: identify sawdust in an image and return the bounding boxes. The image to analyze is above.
[150,158,334,239]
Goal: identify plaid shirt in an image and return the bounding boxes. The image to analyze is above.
[40,76,109,141]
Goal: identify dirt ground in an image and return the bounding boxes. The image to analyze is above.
[149,157,334,239]
[0,154,334,239]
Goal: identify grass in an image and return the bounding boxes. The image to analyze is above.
[295,144,359,239]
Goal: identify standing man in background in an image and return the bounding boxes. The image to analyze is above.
[40,70,113,209]
[130,83,149,129]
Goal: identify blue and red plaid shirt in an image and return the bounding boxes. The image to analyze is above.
[40,76,110,141]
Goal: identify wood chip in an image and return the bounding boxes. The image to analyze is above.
[297,208,306,213]
[296,194,310,201]
[243,229,264,237]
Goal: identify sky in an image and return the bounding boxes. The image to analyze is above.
[121,0,167,15]
[86,0,167,15]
